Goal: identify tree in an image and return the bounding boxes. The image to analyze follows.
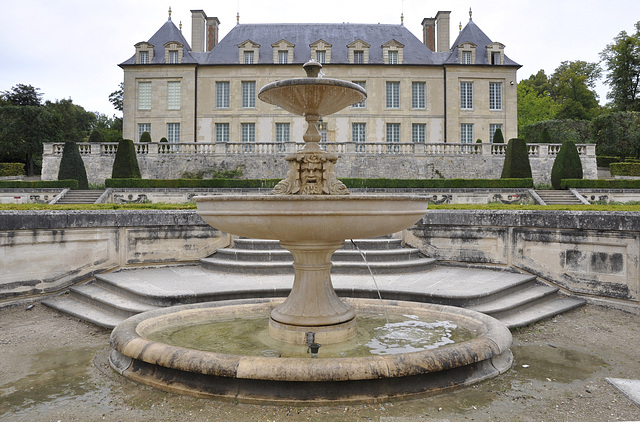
[590,111,640,159]
[45,98,95,142]
[600,22,640,112]
[550,141,583,189]
[111,139,141,179]
[501,138,532,179]
[1,84,43,106]
[109,82,124,112]
[57,141,89,189]
[92,113,122,143]
[549,61,602,120]
[517,72,560,133]
[88,129,104,143]
[492,128,504,143]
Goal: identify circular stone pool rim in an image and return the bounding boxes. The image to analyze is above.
[109,298,513,404]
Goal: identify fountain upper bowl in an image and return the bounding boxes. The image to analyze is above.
[258,78,366,117]
[194,194,428,242]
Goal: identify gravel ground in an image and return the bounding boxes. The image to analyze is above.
[1,302,639,421]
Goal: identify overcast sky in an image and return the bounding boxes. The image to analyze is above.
[1,0,638,116]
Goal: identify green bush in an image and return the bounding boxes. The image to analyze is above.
[561,179,640,189]
[139,131,151,143]
[540,127,552,143]
[597,156,620,168]
[159,137,168,143]
[610,163,640,177]
[0,180,78,189]
[492,128,504,144]
[57,141,89,190]
[88,130,103,143]
[550,141,583,189]
[501,139,532,179]
[0,163,26,177]
[111,139,141,179]
[105,178,534,189]
[521,119,591,143]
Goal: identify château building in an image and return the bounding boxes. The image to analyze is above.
[120,8,520,149]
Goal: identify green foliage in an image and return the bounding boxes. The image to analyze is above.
[596,156,640,167]
[105,178,281,188]
[610,162,640,176]
[111,139,141,179]
[92,113,122,143]
[550,141,583,189]
[139,131,151,143]
[88,129,103,143]
[521,120,591,143]
[561,178,640,189]
[540,127,552,143]
[46,98,95,143]
[501,139,532,179]
[600,22,640,112]
[0,179,78,189]
[492,128,504,144]
[590,111,640,158]
[57,141,89,190]
[1,84,43,106]
[517,82,559,134]
[109,82,124,112]
[0,163,25,176]
[549,60,602,120]
[159,137,168,143]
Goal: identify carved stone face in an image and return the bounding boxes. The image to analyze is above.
[300,158,324,195]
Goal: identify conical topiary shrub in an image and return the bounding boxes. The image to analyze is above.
[88,129,103,143]
[111,139,141,179]
[540,127,552,143]
[550,140,583,189]
[501,138,532,179]
[492,128,504,144]
[57,141,89,189]
[139,131,151,143]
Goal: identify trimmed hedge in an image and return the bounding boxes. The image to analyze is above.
[550,141,583,189]
[501,139,532,179]
[561,179,640,189]
[57,141,89,190]
[112,139,141,179]
[596,156,640,168]
[610,163,640,177]
[105,178,534,189]
[0,163,26,177]
[0,180,78,189]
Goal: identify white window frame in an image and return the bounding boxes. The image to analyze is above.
[276,123,289,152]
[388,50,398,65]
[242,81,256,108]
[489,82,502,111]
[216,82,230,108]
[167,123,180,143]
[461,123,473,152]
[412,82,426,109]
[169,50,178,64]
[460,82,473,110]
[354,50,364,64]
[138,82,151,110]
[462,51,472,64]
[139,51,149,64]
[167,81,181,110]
[244,51,254,64]
[138,123,150,141]
[386,123,400,153]
[386,82,400,109]
[241,123,255,152]
[412,123,426,143]
[216,123,229,143]
[352,123,366,153]
[352,81,366,108]
[490,124,503,142]
[278,50,289,64]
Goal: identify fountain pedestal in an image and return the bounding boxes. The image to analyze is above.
[269,240,357,344]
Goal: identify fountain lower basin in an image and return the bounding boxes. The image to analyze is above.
[109,298,513,403]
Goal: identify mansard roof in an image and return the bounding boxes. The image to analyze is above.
[121,19,198,65]
[202,23,439,65]
[444,19,519,66]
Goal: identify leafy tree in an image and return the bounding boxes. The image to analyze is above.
[501,138,532,179]
[549,61,602,120]
[550,141,583,189]
[1,84,43,106]
[111,139,141,178]
[590,111,640,159]
[57,141,88,189]
[45,98,95,142]
[517,73,560,133]
[522,119,591,144]
[109,82,124,112]
[92,112,122,143]
[600,22,640,112]
[492,128,504,144]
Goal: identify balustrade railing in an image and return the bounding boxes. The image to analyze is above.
[45,142,596,157]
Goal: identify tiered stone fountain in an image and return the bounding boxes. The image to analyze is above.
[109,61,512,403]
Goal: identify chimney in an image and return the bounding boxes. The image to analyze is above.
[435,11,451,52]
[206,17,220,51]
[191,10,207,52]
[421,18,436,51]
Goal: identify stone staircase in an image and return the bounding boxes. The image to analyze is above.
[43,238,585,330]
[534,190,584,205]
[56,190,104,204]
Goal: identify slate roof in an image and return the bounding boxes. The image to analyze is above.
[444,19,519,66]
[120,19,199,65]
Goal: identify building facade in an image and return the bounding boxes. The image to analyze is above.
[120,9,520,149]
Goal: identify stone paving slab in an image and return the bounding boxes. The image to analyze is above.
[606,378,640,409]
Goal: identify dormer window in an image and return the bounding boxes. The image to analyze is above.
[135,42,154,64]
[347,39,370,64]
[382,39,404,65]
[238,40,260,64]
[310,40,332,64]
[163,42,183,63]
[272,39,294,64]
[486,42,505,65]
[458,42,476,65]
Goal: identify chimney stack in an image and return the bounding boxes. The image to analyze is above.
[435,11,451,52]
[206,17,220,51]
[191,10,207,52]
[421,18,436,51]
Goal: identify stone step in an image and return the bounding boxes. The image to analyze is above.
[69,283,158,318]
[468,284,559,318]
[57,190,104,204]
[232,238,403,251]
[209,247,424,263]
[498,296,586,328]
[42,296,123,329]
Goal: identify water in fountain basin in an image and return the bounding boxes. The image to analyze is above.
[146,309,476,359]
